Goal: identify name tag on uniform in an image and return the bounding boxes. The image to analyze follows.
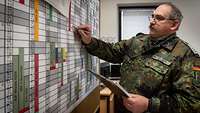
[152,49,175,66]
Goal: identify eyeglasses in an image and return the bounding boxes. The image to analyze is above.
[149,14,176,22]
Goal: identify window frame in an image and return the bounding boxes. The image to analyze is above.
[118,5,157,41]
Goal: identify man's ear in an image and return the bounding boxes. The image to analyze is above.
[170,20,180,31]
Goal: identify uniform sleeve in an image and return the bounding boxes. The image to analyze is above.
[148,58,200,113]
[84,37,132,63]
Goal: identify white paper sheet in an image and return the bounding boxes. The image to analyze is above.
[45,0,70,17]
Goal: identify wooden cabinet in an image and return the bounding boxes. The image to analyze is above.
[100,87,114,113]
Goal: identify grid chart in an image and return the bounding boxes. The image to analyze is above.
[0,0,100,113]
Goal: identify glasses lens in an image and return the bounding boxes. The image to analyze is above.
[155,15,166,21]
[151,14,167,21]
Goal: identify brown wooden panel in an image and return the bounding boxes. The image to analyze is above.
[71,86,100,113]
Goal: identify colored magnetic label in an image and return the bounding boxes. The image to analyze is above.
[13,55,19,113]
[19,48,25,110]
[61,48,67,62]
[68,0,71,31]
[49,5,53,21]
[50,43,56,70]
[34,54,39,112]
[19,107,29,113]
[19,0,25,4]
[34,0,39,41]
[56,48,59,63]
[13,48,29,113]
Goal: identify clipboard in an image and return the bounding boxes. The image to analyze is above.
[88,70,130,97]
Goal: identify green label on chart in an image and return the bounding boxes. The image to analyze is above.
[50,42,56,69]
[13,55,19,113]
[18,48,25,109]
[12,48,29,113]
[48,4,53,21]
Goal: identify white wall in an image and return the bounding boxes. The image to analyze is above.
[100,0,200,54]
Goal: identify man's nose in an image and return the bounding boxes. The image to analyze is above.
[150,18,156,24]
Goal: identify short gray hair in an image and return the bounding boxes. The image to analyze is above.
[161,3,183,22]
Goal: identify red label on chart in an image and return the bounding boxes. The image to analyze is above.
[34,54,39,112]
[61,74,63,86]
[18,107,29,113]
[19,0,24,4]
[68,0,72,31]
[50,65,56,70]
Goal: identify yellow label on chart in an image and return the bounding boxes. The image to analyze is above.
[61,48,67,61]
[34,0,39,41]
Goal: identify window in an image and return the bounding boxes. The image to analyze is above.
[118,6,156,41]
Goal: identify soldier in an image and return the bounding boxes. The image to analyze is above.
[77,3,200,113]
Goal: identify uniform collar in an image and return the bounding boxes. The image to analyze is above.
[149,33,179,51]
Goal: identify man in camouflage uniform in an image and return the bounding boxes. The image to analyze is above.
[77,3,200,113]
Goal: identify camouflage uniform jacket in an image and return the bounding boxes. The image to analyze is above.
[84,33,200,113]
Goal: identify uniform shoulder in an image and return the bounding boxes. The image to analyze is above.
[174,38,197,57]
[136,32,145,37]
[182,56,200,67]
[176,38,190,48]
[135,33,149,42]
[181,39,199,56]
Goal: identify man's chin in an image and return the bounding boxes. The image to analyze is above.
[149,31,155,37]
[149,33,159,38]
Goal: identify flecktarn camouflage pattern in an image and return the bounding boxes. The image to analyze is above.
[174,57,200,113]
[84,33,199,113]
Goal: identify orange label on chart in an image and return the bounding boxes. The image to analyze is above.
[34,0,39,41]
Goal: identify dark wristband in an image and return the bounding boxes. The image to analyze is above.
[147,97,160,113]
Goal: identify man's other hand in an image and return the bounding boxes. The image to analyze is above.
[123,94,149,113]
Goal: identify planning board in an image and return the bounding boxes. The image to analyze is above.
[0,0,99,113]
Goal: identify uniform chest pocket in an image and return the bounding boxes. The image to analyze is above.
[145,58,170,75]
[145,50,175,75]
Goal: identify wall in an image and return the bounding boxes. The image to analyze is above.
[100,0,200,54]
